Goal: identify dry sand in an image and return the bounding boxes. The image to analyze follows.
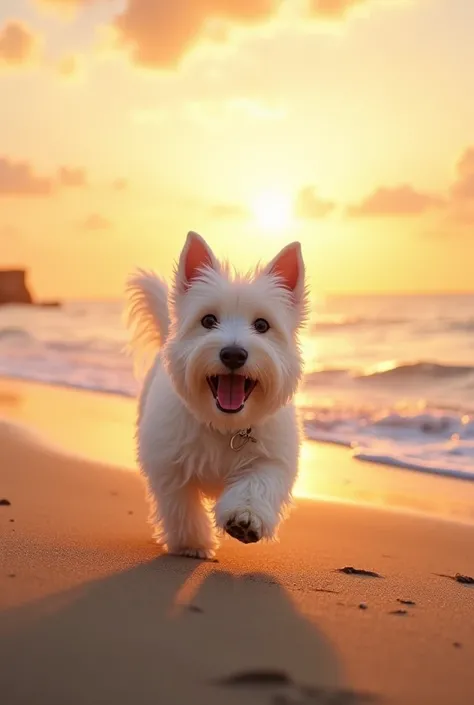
[1,378,474,704]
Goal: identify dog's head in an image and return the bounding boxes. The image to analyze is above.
[163,231,308,432]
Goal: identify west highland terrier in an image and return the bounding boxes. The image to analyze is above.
[126,231,308,559]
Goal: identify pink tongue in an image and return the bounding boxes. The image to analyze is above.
[217,374,246,411]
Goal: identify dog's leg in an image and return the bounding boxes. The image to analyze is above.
[215,463,294,544]
[147,479,217,559]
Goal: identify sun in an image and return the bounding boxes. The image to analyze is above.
[252,190,293,230]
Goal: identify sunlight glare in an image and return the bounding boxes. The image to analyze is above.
[252,190,293,231]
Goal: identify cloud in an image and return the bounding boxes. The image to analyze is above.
[210,203,249,219]
[295,186,335,219]
[344,146,474,227]
[58,166,88,187]
[56,53,81,78]
[80,213,112,230]
[308,0,368,19]
[42,0,398,69]
[112,177,128,191]
[36,0,95,11]
[445,202,474,226]
[0,224,20,238]
[113,0,282,69]
[0,157,126,200]
[0,157,53,196]
[39,0,83,4]
[37,0,81,4]
[347,185,445,217]
[437,146,474,226]
[0,21,39,68]
[451,147,474,201]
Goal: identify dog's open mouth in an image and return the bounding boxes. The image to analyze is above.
[207,374,257,414]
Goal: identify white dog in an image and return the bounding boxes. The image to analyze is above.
[126,231,308,559]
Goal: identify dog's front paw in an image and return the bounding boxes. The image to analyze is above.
[170,546,216,560]
[224,510,263,544]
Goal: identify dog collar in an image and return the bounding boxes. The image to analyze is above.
[230,427,257,452]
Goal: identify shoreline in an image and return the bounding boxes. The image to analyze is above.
[2,375,474,527]
[1,365,473,480]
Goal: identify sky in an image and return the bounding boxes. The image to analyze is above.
[0,0,473,299]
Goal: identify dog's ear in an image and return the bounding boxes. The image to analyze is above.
[176,231,218,291]
[264,241,305,304]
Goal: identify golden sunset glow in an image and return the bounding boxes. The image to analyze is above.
[0,0,472,298]
[252,191,293,232]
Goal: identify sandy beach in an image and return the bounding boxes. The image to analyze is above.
[1,378,474,705]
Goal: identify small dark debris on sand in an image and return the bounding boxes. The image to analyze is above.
[453,642,462,649]
[187,604,204,614]
[389,609,408,616]
[435,572,474,585]
[127,510,134,515]
[0,498,11,506]
[359,602,368,610]
[7,573,16,578]
[9,518,14,523]
[397,598,416,606]
[273,686,379,704]
[214,669,293,687]
[454,573,474,584]
[337,566,382,578]
[214,672,379,704]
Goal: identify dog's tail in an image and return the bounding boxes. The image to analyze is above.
[125,269,171,377]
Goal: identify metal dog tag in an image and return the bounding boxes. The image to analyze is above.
[230,428,257,452]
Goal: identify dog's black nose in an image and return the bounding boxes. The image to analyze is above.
[220,346,248,370]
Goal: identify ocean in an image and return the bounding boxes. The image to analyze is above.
[0,293,473,480]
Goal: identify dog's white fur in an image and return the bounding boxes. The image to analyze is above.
[126,231,308,559]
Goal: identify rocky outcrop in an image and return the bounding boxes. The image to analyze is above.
[0,269,34,305]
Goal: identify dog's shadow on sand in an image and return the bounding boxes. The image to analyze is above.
[0,557,345,705]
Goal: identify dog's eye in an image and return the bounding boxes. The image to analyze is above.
[201,314,218,330]
[253,318,270,334]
